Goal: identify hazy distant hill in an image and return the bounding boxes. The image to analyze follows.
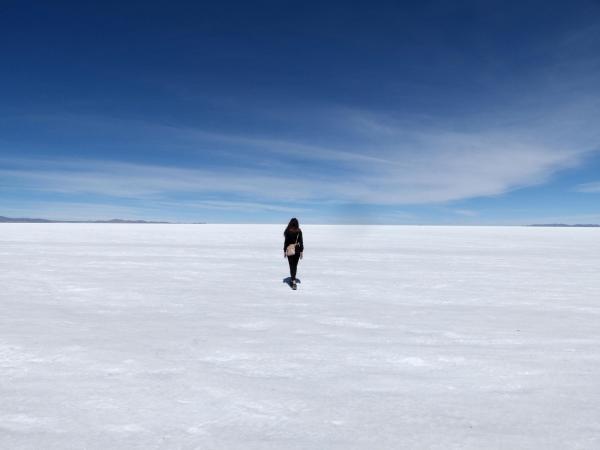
[0,216,55,223]
[529,224,600,227]
[0,216,170,224]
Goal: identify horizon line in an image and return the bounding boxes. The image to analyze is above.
[1,215,599,227]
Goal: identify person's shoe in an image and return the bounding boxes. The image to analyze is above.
[292,280,297,290]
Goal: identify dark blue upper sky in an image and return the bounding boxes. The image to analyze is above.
[1,0,599,223]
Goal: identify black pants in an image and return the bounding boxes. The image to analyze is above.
[287,253,300,280]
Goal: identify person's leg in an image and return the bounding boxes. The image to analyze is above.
[287,255,296,281]
[290,254,299,281]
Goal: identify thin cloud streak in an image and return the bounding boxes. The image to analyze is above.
[155,199,305,214]
[575,181,600,193]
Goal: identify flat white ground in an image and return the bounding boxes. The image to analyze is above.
[1,224,599,449]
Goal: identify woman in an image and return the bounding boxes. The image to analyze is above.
[283,218,304,290]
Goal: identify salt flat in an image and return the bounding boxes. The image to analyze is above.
[1,224,599,449]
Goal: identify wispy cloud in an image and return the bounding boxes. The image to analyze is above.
[0,117,595,209]
[0,158,334,202]
[154,199,305,214]
[0,144,584,208]
[575,181,600,193]
[451,209,479,217]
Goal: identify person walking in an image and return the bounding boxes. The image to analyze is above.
[284,218,304,290]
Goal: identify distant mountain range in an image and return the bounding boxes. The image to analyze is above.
[528,224,600,227]
[0,216,170,224]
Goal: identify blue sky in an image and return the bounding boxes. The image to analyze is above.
[1,0,599,224]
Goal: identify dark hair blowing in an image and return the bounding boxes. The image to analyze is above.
[284,217,300,235]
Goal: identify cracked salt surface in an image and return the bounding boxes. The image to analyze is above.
[1,224,599,449]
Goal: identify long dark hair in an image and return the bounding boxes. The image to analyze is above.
[284,217,300,235]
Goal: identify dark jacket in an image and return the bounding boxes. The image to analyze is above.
[284,229,304,254]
